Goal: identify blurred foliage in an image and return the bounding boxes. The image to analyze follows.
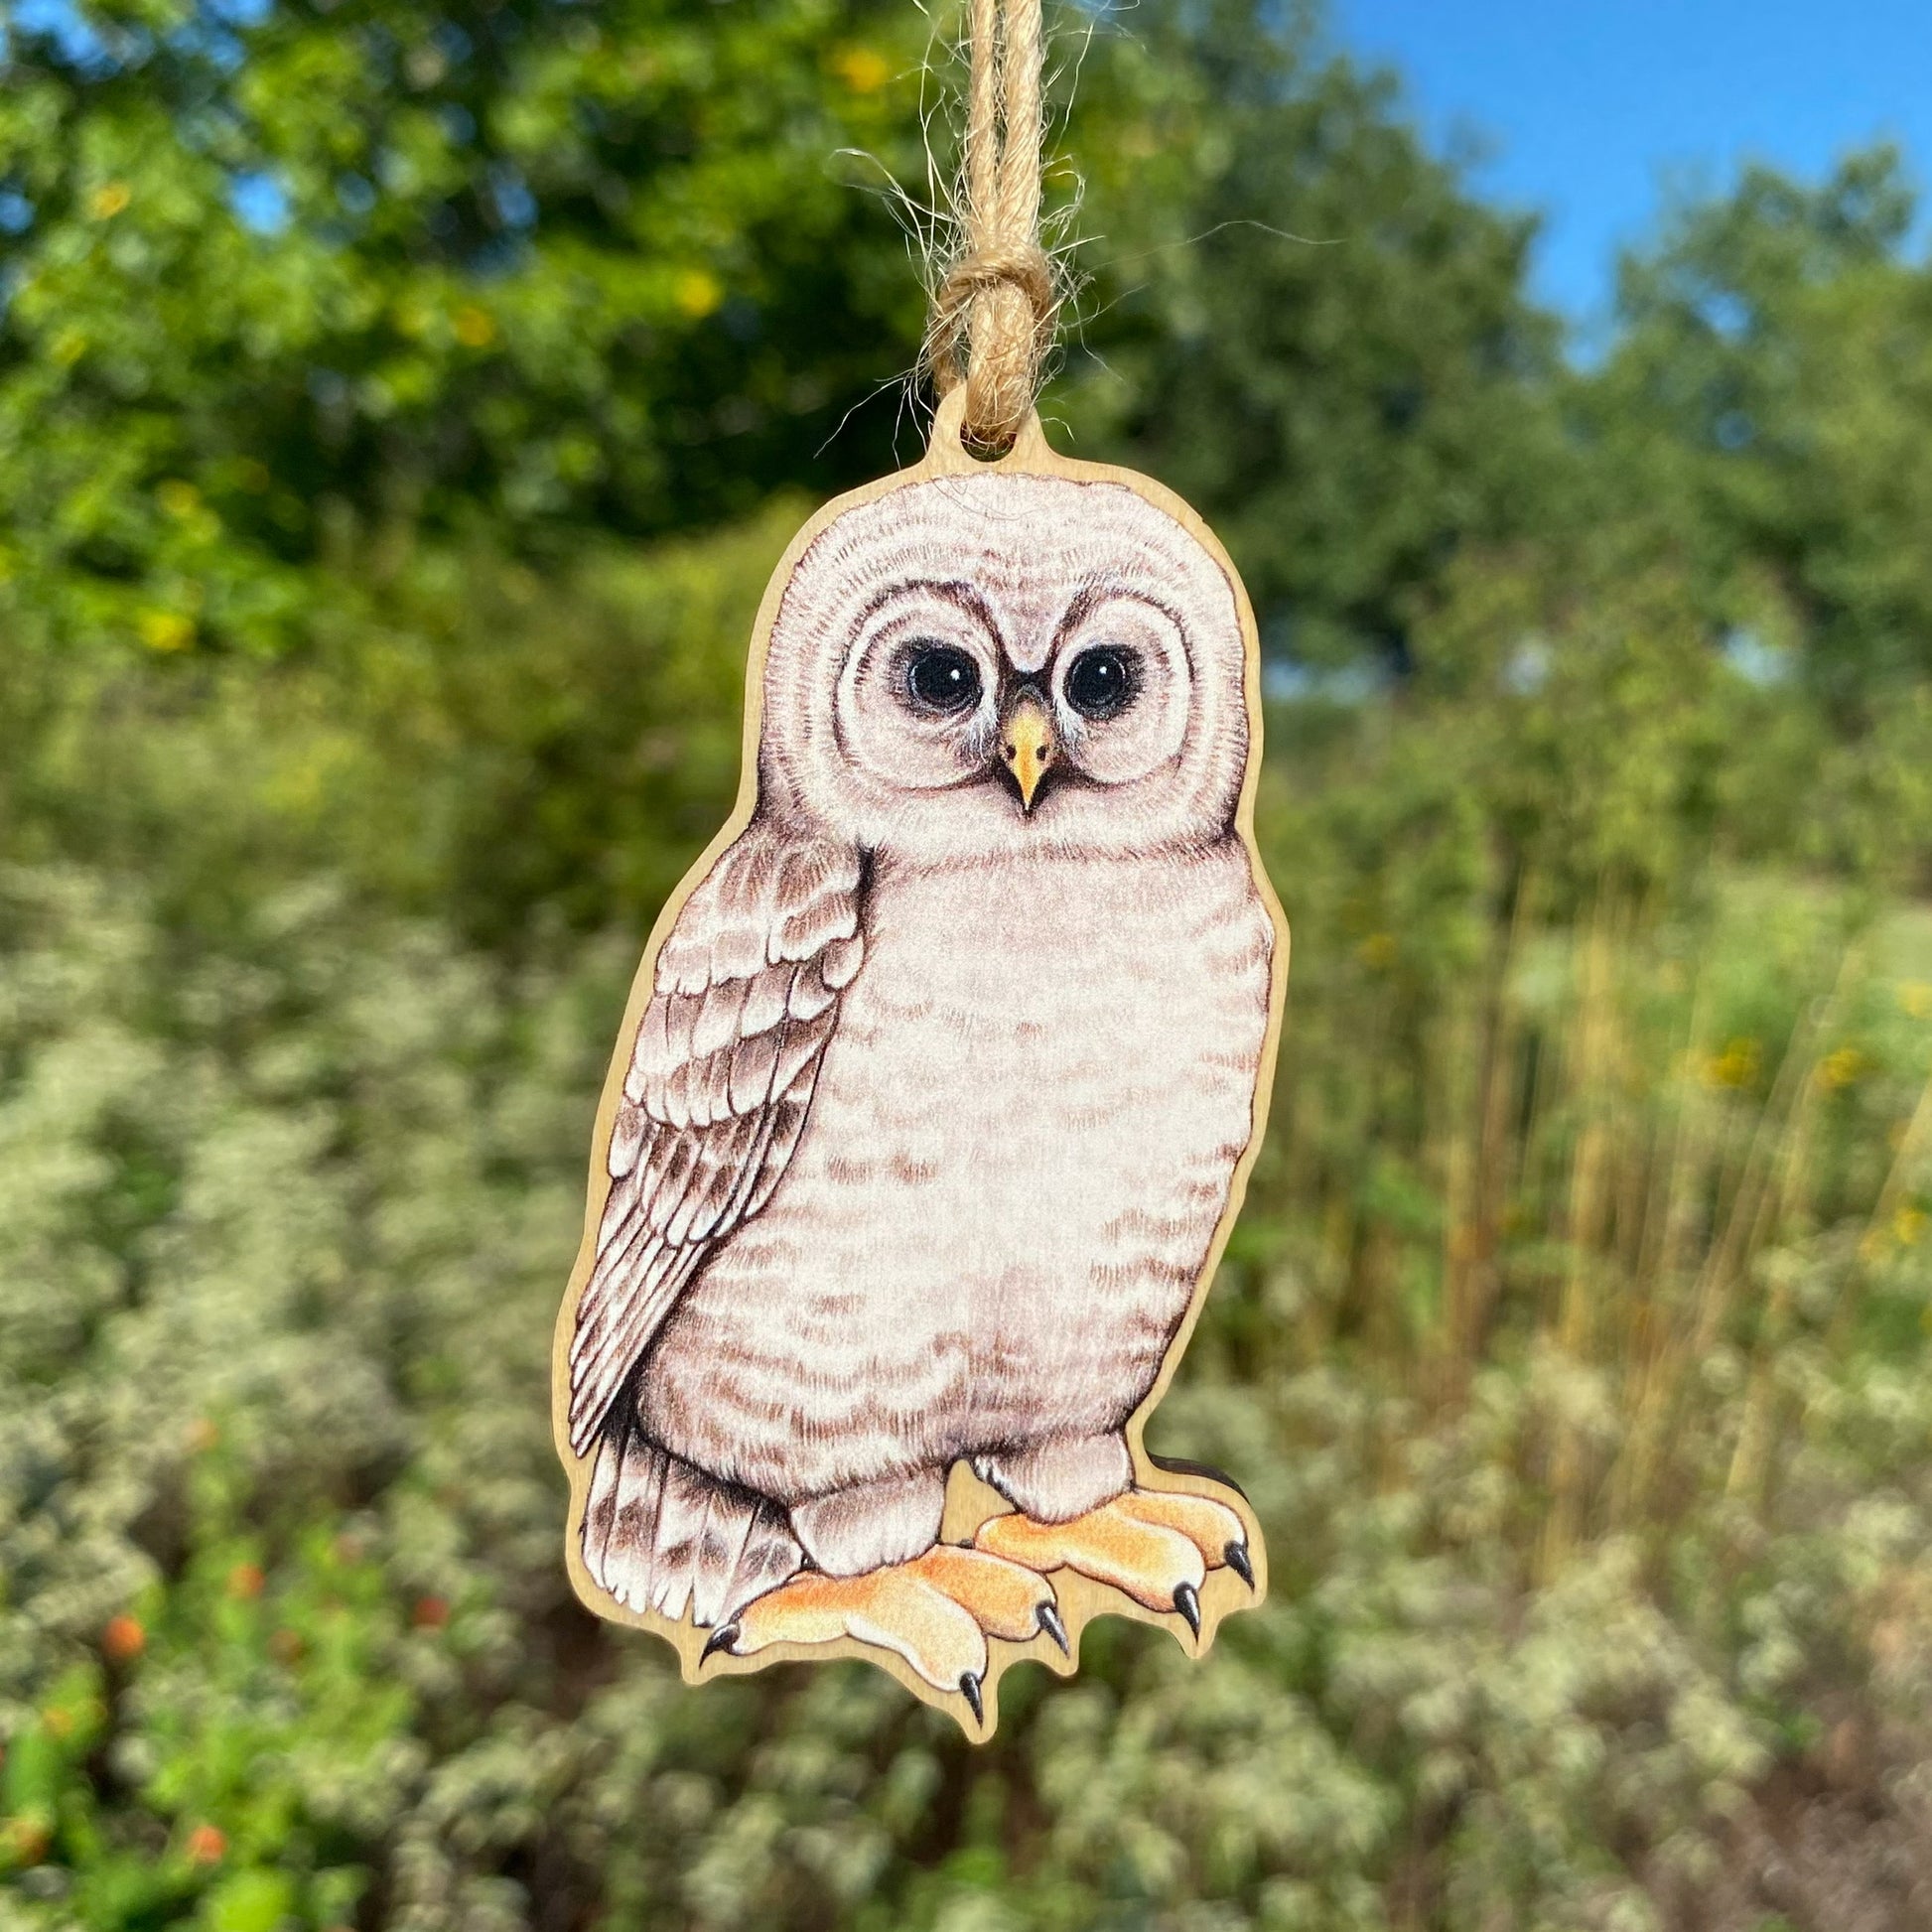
[0,506,784,940]
[1587,148,1932,708]
[6,0,1932,1926]
[1,0,1562,671]
[0,0,928,650]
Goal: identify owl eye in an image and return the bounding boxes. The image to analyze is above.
[902,642,983,716]
[1063,645,1140,721]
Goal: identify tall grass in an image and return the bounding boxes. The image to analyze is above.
[1249,852,1932,1574]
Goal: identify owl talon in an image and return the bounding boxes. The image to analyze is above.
[1036,1601,1069,1655]
[1173,1581,1201,1637]
[706,1542,1059,1718]
[975,1484,1256,1635]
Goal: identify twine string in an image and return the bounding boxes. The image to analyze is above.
[923,0,1054,452]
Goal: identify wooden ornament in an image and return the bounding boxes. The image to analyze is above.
[552,389,1290,1737]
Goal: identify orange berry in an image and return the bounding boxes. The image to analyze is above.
[226,1563,265,1600]
[102,1613,146,1662]
[185,1823,226,1863]
[411,1594,450,1630]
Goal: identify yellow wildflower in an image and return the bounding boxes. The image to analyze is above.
[453,305,496,347]
[137,611,195,652]
[1704,1038,1759,1088]
[1818,1047,1865,1090]
[831,45,892,93]
[672,269,723,320]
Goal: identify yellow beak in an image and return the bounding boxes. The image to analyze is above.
[999,690,1056,813]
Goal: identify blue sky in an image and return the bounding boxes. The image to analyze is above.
[1329,0,1931,331]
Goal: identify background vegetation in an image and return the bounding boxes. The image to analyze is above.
[5,0,1932,1926]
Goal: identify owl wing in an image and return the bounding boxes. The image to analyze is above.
[566,819,865,1456]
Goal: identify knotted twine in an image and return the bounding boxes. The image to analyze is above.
[921,0,1056,454]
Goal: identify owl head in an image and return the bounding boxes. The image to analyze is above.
[758,474,1252,866]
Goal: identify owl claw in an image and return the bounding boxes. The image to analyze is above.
[977,1485,1257,1645]
[1035,1601,1069,1654]
[695,1545,1054,1730]
[1173,1582,1201,1637]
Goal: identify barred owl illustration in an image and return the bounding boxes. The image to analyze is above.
[557,447,1287,1736]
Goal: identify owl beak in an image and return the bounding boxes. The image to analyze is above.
[999,689,1057,814]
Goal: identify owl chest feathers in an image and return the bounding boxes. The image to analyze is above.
[636,834,1274,1504]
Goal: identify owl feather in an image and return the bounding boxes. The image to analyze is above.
[567,819,865,1456]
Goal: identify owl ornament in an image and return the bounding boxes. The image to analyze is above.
[552,389,1289,1736]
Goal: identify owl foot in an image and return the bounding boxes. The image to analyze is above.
[699,1545,1062,1721]
[974,1488,1252,1639]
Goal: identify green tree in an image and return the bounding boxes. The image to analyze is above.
[1584,146,1932,707]
[3,0,1570,670]
[0,0,930,652]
